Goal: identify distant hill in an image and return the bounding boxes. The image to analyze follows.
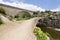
[0,3,33,17]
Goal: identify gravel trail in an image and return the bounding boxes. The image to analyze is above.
[0,15,38,40]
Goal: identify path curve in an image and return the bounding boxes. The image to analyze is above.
[0,15,39,40]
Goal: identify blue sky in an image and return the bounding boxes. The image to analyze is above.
[23,0,60,10]
[3,0,60,10]
[0,0,60,11]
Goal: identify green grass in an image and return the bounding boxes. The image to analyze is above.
[15,17,29,21]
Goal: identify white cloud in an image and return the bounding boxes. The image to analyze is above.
[51,6,60,11]
[0,0,45,11]
[0,0,60,11]
[0,0,3,3]
[10,0,17,1]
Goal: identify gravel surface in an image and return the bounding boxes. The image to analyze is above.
[0,15,38,40]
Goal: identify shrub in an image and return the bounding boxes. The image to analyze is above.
[33,11,39,17]
[34,27,47,40]
[0,7,6,15]
[6,15,13,20]
[15,11,31,20]
[14,14,19,18]
[22,13,31,18]
[0,18,3,25]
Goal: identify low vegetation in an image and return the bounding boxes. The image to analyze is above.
[14,11,31,21]
[0,18,3,25]
[0,7,6,15]
[34,27,47,40]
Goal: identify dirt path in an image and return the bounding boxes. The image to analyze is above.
[0,15,39,40]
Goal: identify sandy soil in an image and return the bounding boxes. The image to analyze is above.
[0,15,38,40]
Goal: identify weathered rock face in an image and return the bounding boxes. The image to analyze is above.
[36,11,60,28]
[37,17,60,28]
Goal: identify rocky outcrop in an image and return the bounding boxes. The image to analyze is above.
[36,14,60,28]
